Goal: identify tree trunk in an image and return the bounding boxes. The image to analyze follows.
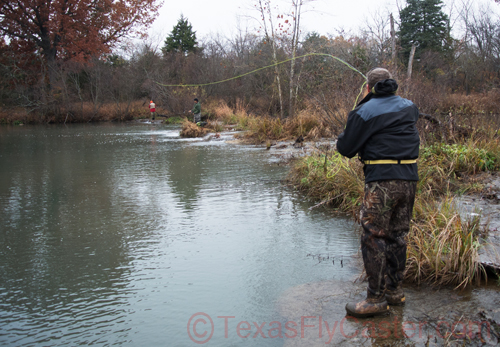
[45,49,58,90]
[272,44,284,119]
[390,13,396,69]
[288,0,302,119]
[41,44,58,114]
[405,43,417,95]
[407,43,417,80]
[257,0,284,119]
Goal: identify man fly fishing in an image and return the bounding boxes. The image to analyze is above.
[337,68,420,318]
[188,98,201,125]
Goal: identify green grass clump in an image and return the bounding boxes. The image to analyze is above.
[420,142,498,174]
[417,137,500,197]
[288,152,364,216]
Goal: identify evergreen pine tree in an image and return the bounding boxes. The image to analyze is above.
[162,15,198,55]
[398,0,450,60]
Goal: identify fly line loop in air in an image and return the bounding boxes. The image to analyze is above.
[154,53,368,110]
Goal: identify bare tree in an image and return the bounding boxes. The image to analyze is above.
[287,0,304,118]
[391,13,397,68]
[361,8,392,65]
[456,0,500,92]
[255,0,284,118]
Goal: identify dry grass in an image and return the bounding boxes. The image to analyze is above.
[208,99,251,131]
[437,90,500,118]
[0,99,161,124]
[407,197,486,287]
[202,99,333,142]
[179,120,209,137]
[242,113,332,143]
[212,102,234,120]
[0,107,30,124]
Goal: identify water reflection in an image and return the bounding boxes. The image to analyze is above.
[0,124,360,346]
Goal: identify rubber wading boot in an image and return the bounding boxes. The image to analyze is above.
[345,296,389,318]
[385,287,405,306]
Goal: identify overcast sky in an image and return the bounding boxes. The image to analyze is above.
[148,0,398,42]
[145,0,498,47]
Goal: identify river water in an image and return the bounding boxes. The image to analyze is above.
[0,124,360,346]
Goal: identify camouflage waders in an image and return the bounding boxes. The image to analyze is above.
[360,179,417,298]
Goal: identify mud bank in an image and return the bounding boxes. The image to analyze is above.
[277,278,500,346]
[263,139,337,163]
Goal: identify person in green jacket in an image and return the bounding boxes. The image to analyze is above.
[189,98,201,124]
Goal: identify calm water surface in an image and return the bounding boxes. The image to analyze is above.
[0,124,359,346]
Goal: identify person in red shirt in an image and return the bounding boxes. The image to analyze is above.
[149,100,156,122]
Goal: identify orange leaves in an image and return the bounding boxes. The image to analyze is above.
[0,0,161,63]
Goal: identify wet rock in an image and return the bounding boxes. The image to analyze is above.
[293,135,305,148]
[454,193,500,269]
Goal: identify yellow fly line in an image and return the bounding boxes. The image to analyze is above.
[154,53,367,110]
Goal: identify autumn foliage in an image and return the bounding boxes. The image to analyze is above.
[0,0,161,64]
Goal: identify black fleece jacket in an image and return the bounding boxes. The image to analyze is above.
[336,79,420,183]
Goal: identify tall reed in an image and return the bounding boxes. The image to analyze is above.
[407,197,486,287]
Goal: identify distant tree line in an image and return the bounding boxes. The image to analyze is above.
[0,0,499,122]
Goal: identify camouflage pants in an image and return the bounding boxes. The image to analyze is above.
[360,180,417,298]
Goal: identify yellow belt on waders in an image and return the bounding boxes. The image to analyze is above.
[363,159,417,165]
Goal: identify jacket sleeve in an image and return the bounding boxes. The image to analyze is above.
[336,111,377,159]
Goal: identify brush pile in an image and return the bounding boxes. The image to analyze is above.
[180,120,209,138]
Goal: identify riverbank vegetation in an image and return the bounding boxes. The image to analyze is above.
[196,101,333,141]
